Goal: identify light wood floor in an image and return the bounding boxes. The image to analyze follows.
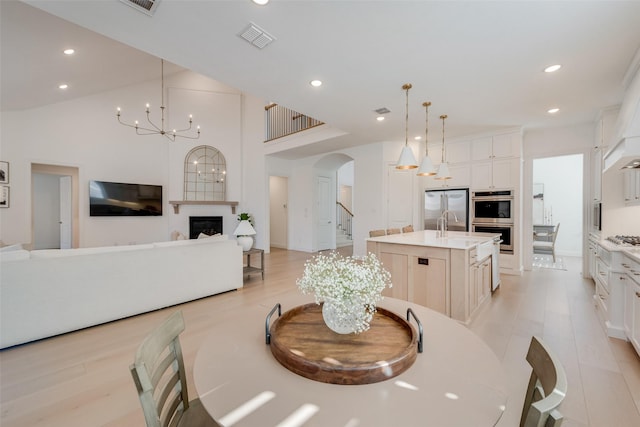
[1,248,639,427]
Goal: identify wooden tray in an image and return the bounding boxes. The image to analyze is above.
[268,303,419,385]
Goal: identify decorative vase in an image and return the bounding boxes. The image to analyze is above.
[237,235,254,251]
[321,299,372,334]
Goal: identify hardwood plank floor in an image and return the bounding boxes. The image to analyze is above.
[1,248,639,426]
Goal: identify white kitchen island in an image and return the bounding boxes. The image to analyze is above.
[367,230,501,324]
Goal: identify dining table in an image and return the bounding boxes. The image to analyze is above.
[193,291,508,427]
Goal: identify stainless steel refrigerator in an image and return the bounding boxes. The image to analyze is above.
[424,188,469,231]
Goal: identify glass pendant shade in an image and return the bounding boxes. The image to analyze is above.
[397,145,418,169]
[434,162,452,180]
[416,155,436,176]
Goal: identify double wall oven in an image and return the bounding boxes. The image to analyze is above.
[471,190,514,254]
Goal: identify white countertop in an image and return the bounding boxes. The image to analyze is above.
[367,230,501,250]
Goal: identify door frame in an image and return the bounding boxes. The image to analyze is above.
[31,163,80,248]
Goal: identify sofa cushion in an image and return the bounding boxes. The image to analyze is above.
[30,244,154,259]
[0,250,30,261]
[154,234,228,248]
[0,243,24,252]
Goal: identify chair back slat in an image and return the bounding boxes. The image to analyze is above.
[130,311,190,427]
[520,336,567,427]
[369,229,386,237]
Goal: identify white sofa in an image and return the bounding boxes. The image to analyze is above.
[0,235,243,349]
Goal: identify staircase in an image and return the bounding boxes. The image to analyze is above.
[336,202,353,248]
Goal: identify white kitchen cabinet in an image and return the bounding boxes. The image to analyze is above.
[471,158,519,190]
[592,148,603,202]
[471,133,520,161]
[468,254,491,318]
[446,140,471,164]
[622,254,640,356]
[632,281,640,355]
[623,169,640,205]
[425,164,470,189]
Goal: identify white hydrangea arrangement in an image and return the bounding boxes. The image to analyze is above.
[296,251,392,334]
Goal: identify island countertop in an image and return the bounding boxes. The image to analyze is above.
[367,230,501,250]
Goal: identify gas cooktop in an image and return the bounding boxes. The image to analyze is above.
[606,235,640,246]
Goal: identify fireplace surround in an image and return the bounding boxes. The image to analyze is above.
[189,216,223,239]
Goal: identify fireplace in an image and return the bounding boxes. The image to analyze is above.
[189,216,223,239]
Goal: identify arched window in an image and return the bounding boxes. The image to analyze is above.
[183,145,227,201]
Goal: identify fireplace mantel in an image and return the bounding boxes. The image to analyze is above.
[168,201,239,214]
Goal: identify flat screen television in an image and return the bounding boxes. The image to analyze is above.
[89,180,163,216]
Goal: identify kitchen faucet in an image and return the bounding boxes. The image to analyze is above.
[437,210,459,237]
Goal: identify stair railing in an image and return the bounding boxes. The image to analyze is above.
[264,103,324,142]
[336,202,353,240]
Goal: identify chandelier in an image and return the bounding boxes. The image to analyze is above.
[116,59,200,141]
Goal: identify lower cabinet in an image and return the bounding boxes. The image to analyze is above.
[376,247,449,316]
[469,256,491,316]
[412,256,447,314]
[622,254,640,355]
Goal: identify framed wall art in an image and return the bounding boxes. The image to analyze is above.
[0,161,8,184]
[0,186,8,208]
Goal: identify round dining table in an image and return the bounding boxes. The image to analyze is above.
[194,291,508,427]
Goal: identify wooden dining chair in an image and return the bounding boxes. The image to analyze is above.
[402,225,414,233]
[520,336,568,427]
[130,311,221,427]
[369,229,386,237]
[386,228,401,235]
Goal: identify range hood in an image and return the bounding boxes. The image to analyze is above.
[604,74,640,172]
[604,52,640,172]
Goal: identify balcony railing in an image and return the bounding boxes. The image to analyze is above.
[264,103,324,142]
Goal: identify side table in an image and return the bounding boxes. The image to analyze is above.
[243,248,264,280]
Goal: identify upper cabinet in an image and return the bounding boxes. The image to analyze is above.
[592,148,603,202]
[471,133,521,161]
[623,169,640,205]
[446,140,472,164]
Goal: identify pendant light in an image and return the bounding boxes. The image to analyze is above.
[416,101,436,176]
[434,114,452,180]
[396,83,418,169]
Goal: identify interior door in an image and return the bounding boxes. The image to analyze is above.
[269,176,288,249]
[387,165,413,229]
[316,175,333,251]
[59,176,72,249]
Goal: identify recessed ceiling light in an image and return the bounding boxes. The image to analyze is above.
[63,48,75,55]
[310,80,322,87]
[376,116,385,122]
[252,0,269,4]
[58,84,68,90]
[547,108,560,114]
[414,136,422,140]
[544,64,562,73]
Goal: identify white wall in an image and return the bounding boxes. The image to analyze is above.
[0,70,263,248]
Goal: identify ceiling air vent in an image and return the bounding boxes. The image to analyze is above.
[238,22,275,49]
[120,0,160,16]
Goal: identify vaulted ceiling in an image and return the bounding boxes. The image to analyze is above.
[3,0,640,156]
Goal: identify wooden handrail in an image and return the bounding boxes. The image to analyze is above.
[336,201,354,217]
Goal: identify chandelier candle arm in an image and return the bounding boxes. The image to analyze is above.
[115,59,201,142]
[417,101,436,176]
[396,83,418,169]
